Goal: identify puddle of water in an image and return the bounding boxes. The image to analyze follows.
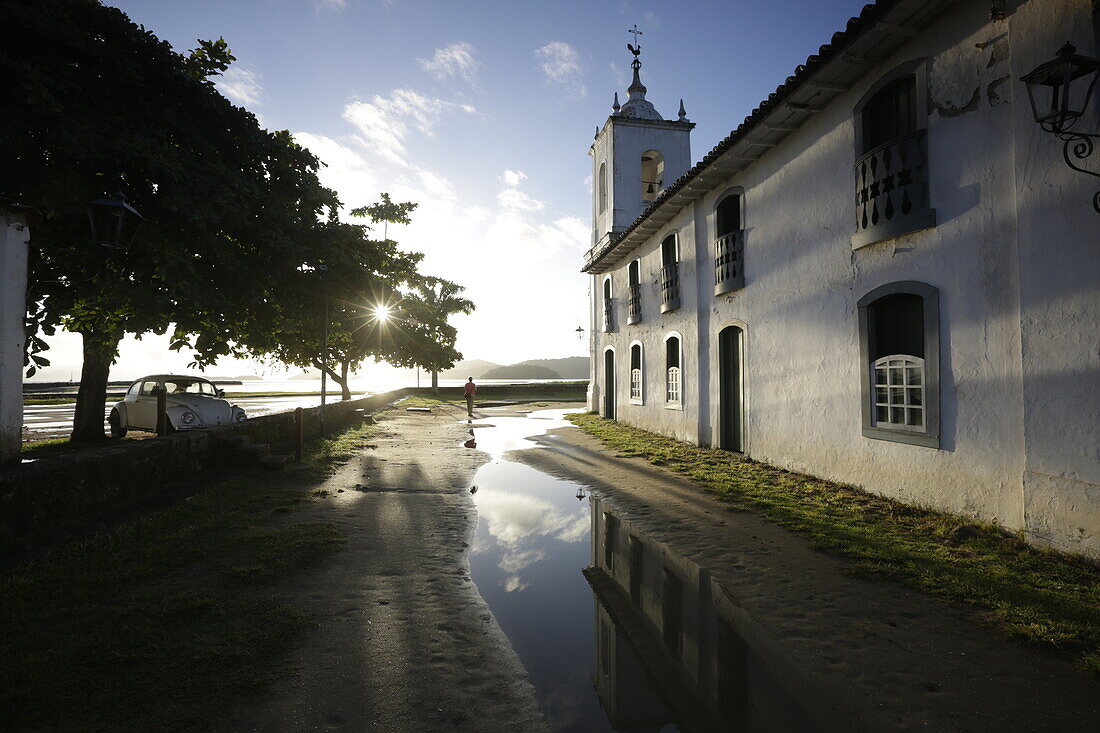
[467,409,674,732]
[468,409,846,732]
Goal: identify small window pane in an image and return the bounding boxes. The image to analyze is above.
[875,387,888,403]
[906,367,921,386]
[907,388,922,406]
[906,408,923,427]
[876,405,889,422]
[890,407,904,423]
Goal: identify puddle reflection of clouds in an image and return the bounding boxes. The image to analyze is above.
[473,488,588,592]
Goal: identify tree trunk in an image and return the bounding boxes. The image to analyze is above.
[71,330,120,443]
[315,358,351,401]
[431,371,439,393]
[339,360,351,401]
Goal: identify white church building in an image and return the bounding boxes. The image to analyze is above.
[584,0,1100,558]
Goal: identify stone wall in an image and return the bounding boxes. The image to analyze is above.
[0,389,410,552]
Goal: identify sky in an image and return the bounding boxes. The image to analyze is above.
[35,0,870,382]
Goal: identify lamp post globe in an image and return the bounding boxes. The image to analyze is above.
[86,191,144,248]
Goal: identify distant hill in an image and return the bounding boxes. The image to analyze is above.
[288,369,322,380]
[481,364,562,380]
[511,357,589,379]
[439,359,501,379]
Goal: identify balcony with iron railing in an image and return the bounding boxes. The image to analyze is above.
[714,230,745,296]
[660,263,680,313]
[602,298,615,332]
[852,129,936,249]
[627,284,642,325]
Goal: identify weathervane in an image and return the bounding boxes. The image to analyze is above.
[627,24,643,70]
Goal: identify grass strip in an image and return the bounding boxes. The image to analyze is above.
[567,412,1100,674]
[0,417,381,730]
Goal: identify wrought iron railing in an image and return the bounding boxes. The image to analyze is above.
[602,299,615,332]
[714,230,745,296]
[627,284,642,324]
[853,129,935,248]
[660,263,680,313]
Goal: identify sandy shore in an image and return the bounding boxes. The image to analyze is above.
[513,425,1100,732]
[220,401,549,733]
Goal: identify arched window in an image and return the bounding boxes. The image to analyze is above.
[714,190,745,295]
[627,260,642,325]
[598,162,608,213]
[641,150,664,202]
[852,61,935,249]
[664,334,682,407]
[629,341,644,405]
[857,282,940,447]
[602,276,614,332]
[660,234,680,312]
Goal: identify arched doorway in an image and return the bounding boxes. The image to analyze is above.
[603,349,616,420]
[718,326,743,452]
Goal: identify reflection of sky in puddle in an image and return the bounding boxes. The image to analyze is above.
[462,408,577,459]
[467,409,617,732]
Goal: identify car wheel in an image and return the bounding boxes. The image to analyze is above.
[109,410,127,439]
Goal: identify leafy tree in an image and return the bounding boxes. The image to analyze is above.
[237,213,423,401]
[406,278,476,392]
[2,0,342,440]
[239,197,475,400]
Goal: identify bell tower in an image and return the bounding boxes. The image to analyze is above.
[590,27,694,248]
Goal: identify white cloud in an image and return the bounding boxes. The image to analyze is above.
[218,67,263,107]
[497,188,545,212]
[500,169,527,187]
[296,94,589,365]
[583,174,593,194]
[343,89,477,166]
[418,42,480,86]
[643,11,661,28]
[535,41,587,98]
[610,61,629,88]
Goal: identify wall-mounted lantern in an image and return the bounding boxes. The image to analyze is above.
[86,192,144,247]
[1021,43,1100,212]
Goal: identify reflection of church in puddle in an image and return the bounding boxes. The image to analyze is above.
[585,497,849,732]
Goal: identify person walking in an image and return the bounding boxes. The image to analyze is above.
[463,377,477,417]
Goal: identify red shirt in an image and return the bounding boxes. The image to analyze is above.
[464,382,477,396]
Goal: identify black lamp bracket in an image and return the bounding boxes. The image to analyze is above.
[1056,130,1100,212]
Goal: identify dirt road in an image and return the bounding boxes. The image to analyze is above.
[224,402,1098,731]
[221,401,548,733]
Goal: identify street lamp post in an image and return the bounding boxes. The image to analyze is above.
[318,264,330,437]
[1021,42,1100,213]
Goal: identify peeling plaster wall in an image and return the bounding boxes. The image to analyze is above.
[587,0,1100,558]
[1007,0,1100,557]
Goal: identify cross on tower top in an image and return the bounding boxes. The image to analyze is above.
[627,24,643,70]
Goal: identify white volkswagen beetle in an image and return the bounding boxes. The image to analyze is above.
[109,374,247,437]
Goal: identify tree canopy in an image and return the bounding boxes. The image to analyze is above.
[0,0,473,438]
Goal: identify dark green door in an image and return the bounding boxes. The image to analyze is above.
[719,327,743,452]
[603,349,615,420]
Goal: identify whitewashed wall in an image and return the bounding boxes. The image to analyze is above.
[588,0,1100,557]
